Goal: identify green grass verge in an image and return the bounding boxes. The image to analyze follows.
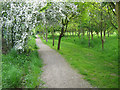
[2,36,44,88]
[40,33,118,88]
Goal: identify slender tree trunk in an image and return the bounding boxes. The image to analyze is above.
[101,31,104,50]
[117,2,120,31]
[46,24,48,42]
[102,39,104,50]
[67,31,68,36]
[88,29,90,47]
[108,31,109,37]
[101,30,102,41]
[65,22,68,39]
[88,21,90,47]
[91,30,93,40]
[103,23,106,41]
[104,30,106,41]
[117,2,120,80]
[70,30,71,37]
[58,25,64,50]
[101,9,104,50]
[96,32,99,38]
[43,30,45,39]
[52,31,54,46]
[116,2,120,88]
[11,27,14,48]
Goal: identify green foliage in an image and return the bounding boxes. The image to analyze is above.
[24,36,38,55]
[2,64,22,88]
[41,33,118,88]
[2,36,43,88]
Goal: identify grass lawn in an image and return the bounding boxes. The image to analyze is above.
[40,33,118,88]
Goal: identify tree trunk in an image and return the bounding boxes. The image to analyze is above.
[88,21,90,47]
[65,22,68,39]
[88,29,90,47]
[11,27,14,48]
[117,2,120,89]
[101,8,104,50]
[96,32,99,38]
[101,38,104,50]
[108,31,109,37]
[101,30,102,41]
[104,30,106,41]
[91,30,93,40]
[58,25,64,50]
[118,2,120,39]
[52,31,54,46]
[43,30,45,39]
[67,31,68,36]
[46,24,48,42]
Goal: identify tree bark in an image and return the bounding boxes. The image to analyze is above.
[91,30,93,40]
[46,24,48,42]
[96,32,99,38]
[65,22,68,39]
[67,31,68,36]
[108,31,109,37]
[57,25,64,50]
[116,2,120,89]
[52,31,54,46]
[102,39,104,50]
[11,27,14,48]
[101,8,104,50]
[88,29,90,47]
[88,21,90,47]
[43,30,45,39]
[104,29,106,41]
[101,30,102,41]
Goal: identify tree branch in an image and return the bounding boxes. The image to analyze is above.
[111,21,118,29]
[109,4,116,16]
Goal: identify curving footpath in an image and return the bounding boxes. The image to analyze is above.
[36,35,92,88]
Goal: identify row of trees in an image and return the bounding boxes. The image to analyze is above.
[1,1,120,53]
[37,2,119,50]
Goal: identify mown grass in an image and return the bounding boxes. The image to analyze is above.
[40,33,118,88]
[2,36,44,88]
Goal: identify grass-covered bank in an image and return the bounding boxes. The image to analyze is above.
[2,36,43,88]
[40,33,118,88]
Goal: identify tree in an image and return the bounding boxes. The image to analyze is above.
[1,1,48,53]
[56,2,78,50]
